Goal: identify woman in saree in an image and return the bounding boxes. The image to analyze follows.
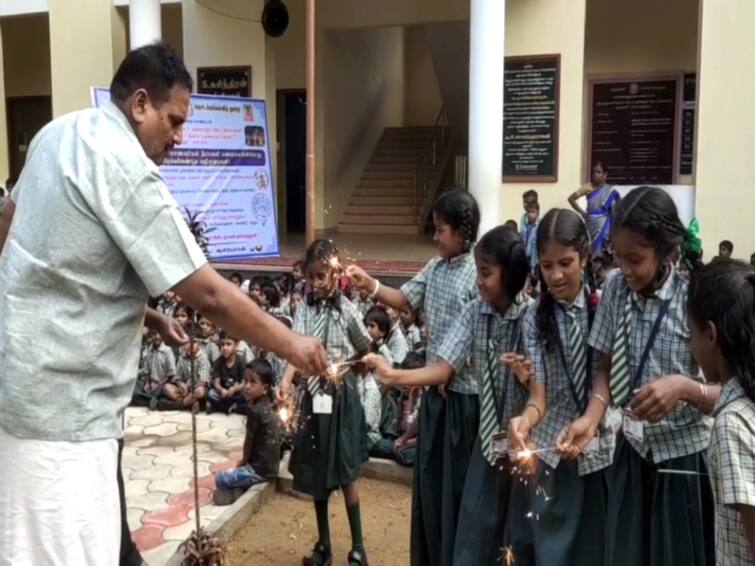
[568,162,620,257]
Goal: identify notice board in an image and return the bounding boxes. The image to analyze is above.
[502,54,560,182]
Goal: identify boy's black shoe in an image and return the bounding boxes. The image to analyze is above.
[347,550,368,566]
[148,396,159,411]
[302,542,332,566]
[156,399,184,411]
[206,400,214,415]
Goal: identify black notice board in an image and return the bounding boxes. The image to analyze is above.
[679,73,696,176]
[503,54,560,182]
[590,78,677,185]
[197,66,252,97]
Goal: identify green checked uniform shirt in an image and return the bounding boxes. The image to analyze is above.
[588,269,709,463]
[709,378,755,566]
[437,298,529,458]
[401,254,478,394]
[523,290,613,476]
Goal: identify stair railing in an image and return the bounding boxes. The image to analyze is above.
[414,106,451,217]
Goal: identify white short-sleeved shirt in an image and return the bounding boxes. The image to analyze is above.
[0,100,207,441]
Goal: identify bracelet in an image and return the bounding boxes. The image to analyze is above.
[698,383,708,411]
[370,279,381,299]
[591,393,609,408]
[525,402,543,422]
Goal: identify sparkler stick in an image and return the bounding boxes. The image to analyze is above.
[656,469,708,477]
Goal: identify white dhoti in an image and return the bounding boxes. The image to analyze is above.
[0,425,120,566]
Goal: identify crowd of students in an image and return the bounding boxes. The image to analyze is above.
[131,184,754,566]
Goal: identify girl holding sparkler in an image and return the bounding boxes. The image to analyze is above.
[278,239,373,566]
[687,260,755,565]
[347,188,480,566]
[571,187,715,566]
[365,225,534,566]
[509,209,612,566]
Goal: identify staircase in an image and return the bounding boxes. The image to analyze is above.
[338,110,453,235]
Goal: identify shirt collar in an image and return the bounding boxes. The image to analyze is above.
[630,266,678,304]
[480,298,526,320]
[554,285,587,310]
[713,378,748,416]
[445,252,471,266]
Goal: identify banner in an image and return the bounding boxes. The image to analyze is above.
[92,88,279,261]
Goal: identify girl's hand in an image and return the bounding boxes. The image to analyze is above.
[508,416,532,452]
[362,353,393,382]
[557,416,596,460]
[345,265,374,292]
[631,375,687,423]
[277,378,293,403]
[501,353,534,387]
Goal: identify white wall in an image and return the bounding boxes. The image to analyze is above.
[317,27,406,230]
[2,14,51,98]
[404,25,442,127]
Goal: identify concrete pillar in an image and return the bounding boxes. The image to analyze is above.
[130,0,161,49]
[48,0,115,117]
[0,22,9,184]
[694,0,755,259]
[468,0,505,235]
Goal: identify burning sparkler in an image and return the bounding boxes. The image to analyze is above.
[499,545,515,566]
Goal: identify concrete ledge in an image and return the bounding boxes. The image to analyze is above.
[166,454,412,563]
[165,481,276,566]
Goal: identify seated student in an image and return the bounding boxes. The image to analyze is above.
[235,339,255,367]
[208,333,247,414]
[249,274,273,303]
[292,259,306,294]
[384,305,410,365]
[370,353,423,465]
[156,291,179,318]
[399,304,423,352]
[213,360,281,505]
[228,271,243,287]
[198,314,220,363]
[290,289,304,318]
[143,330,176,396]
[353,285,374,319]
[274,273,294,315]
[171,302,195,359]
[363,305,395,369]
[357,364,383,455]
[715,240,734,262]
[260,315,292,388]
[154,326,211,410]
[260,285,285,318]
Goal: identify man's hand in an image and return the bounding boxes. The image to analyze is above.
[283,334,327,376]
[157,316,189,347]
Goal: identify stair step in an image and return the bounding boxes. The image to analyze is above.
[357,178,414,188]
[351,195,415,206]
[353,187,414,197]
[365,163,418,172]
[361,171,415,180]
[345,204,415,215]
[370,155,422,165]
[340,213,416,225]
[338,223,419,235]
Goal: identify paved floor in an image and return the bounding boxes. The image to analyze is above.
[122,407,245,566]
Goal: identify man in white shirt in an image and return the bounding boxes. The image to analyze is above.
[0,43,326,565]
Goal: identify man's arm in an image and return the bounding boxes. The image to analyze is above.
[0,200,15,257]
[173,265,326,375]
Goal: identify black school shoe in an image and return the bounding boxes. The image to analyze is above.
[347,550,368,565]
[302,542,332,566]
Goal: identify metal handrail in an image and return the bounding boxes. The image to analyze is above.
[414,106,450,212]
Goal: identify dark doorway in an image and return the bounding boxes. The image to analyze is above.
[7,96,52,181]
[277,89,306,234]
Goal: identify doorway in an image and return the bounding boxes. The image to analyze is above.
[7,96,53,182]
[276,89,306,234]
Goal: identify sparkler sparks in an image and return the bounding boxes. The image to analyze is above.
[499,545,515,566]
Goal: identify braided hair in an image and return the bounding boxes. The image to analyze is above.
[432,189,481,253]
[535,209,596,352]
[688,260,755,402]
[611,186,686,260]
[474,226,529,306]
[303,239,342,307]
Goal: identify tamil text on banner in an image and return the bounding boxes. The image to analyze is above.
[92,87,279,261]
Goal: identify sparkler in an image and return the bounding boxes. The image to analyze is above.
[500,545,515,566]
[657,469,708,477]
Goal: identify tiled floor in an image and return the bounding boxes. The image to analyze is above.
[122,407,245,566]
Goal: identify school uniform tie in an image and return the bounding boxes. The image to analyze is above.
[308,306,329,396]
[480,337,502,465]
[609,295,633,406]
[567,308,588,411]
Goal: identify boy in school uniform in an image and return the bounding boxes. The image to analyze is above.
[208,333,247,414]
[157,330,211,410]
[384,305,410,366]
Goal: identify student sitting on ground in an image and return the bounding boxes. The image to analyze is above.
[228,271,243,287]
[384,305,410,366]
[143,330,176,395]
[260,285,285,318]
[198,313,220,363]
[156,291,179,318]
[274,273,294,316]
[152,325,210,410]
[399,304,423,353]
[370,352,423,466]
[249,274,273,304]
[213,360,281,505]
[260,315,292,388]
[208,332,247,414]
